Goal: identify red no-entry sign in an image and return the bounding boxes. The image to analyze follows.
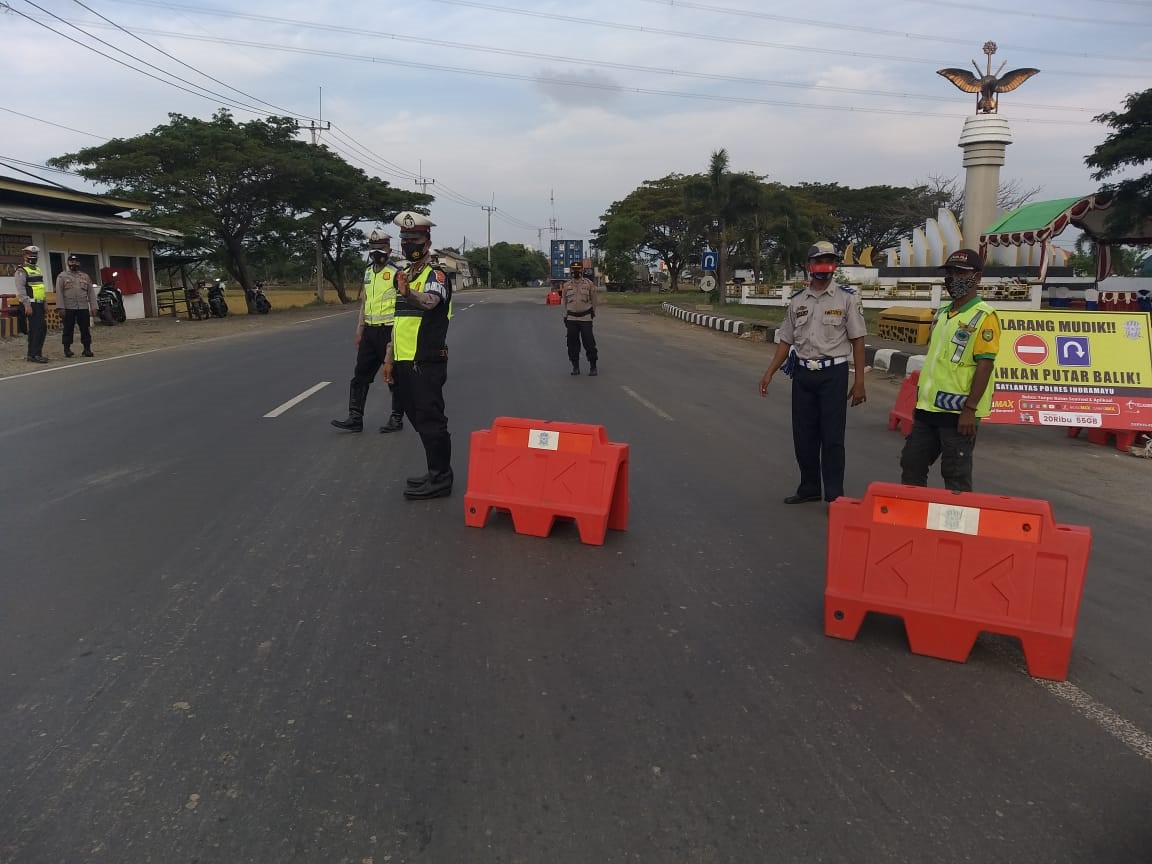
[1013,334,1049,366]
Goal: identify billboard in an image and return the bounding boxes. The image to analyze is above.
[986,310,1152,430]
[550,239,584,281]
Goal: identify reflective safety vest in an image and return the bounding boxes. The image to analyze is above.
[19,265,46,302]
[393,265,453,362]
[362,263,398,325]
[916,298,997,417]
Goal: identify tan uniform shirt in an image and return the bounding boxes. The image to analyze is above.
[55,269,98,311]
[778,283,866,359]
[562,277,597,321]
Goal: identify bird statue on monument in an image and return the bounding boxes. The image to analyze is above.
[937,41,1039,114]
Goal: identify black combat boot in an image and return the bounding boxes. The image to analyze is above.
[404,436,453,499]
[331,381,368,432]
[588,362,598,376]
[379,413,404,434]
[570,359,580,376]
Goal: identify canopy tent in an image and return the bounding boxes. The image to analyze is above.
[981,192,1152,282]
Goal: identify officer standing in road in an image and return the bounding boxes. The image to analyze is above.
[562,260,598,376]
[14,245,49,363]
[758,241,867,503]
[331,233,405,433]
[55,254,98,358]
[381,212,454,500]
[900,248,1000,492]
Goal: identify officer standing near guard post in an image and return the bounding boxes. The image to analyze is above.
[55,254,98,358]
[899,248,1000,492]
[14,245,49,363]
[381,212,454,500]
[562,260,598,376]
[331,233,406,433]
[759,241,867,504]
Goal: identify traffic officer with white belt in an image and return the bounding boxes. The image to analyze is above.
[382,212,454,500]
[759,241,867,503]
[14,245,49,363]
[331,233,405,433]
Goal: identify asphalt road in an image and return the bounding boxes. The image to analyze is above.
[1,287,1150,864]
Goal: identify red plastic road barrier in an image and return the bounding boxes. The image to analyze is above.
[464,418,629,545]
[825,482,1091,680]
[1066,426,1139,452]
[545,291,562,305]
[887,371,919,437]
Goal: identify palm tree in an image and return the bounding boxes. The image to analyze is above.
[685,149,763,304]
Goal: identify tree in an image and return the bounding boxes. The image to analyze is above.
[922,174,1042,225]
[792,182,947,255]
[464,243,548,287]
[1070,235,1149,277]
[596,216,646,287]
[1086,88,1152,237]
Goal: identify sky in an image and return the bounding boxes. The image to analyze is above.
[2,0,1150,256]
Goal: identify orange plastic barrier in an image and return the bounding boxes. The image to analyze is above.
[1066,426,1139,452]
[825,482,1091,680]
[887,370,919,437]
[464,418,629,545]
[545,290,562,305]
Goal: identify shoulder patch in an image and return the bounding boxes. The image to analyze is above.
[838,284,857,294]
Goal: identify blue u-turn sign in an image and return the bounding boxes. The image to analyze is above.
[701,251,718,271]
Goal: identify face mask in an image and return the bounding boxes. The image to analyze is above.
[69,263,80,271]
[27,257,38,266]
[809,261,836,280]
[401,240,426,262]
[944,273,977,300]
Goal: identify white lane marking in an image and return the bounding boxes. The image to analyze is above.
[620,385,674,421]
[293,311,351,324]
[1034,678,1152,764]
[264,381,331,418]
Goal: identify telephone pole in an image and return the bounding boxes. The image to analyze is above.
[296,107,331,302]
[481,203,496,290]
[415,160,435,196]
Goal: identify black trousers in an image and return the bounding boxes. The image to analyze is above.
[790,362,849,501]
[565,319,597,364]
[394,361,451,475]
[351,324,402,416]
[900,413,977,492]
[61,309,92,350]
[26,302,47,358]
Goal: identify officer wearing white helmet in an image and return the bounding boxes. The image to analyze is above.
[331,230,406,433]
[758,241,867,504]
[381,211,455,500]
[14,245,50,363]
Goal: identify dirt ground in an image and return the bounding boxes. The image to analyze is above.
[0,305,353,380]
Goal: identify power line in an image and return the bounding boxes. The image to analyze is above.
[0,105,107,139]
[0,155,87,176]
[902,0,1152,27]
[634,0,1152,61]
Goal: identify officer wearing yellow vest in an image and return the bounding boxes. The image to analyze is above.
[331,233,405,433]
[900,248,1001,492]
[381,211,454,500]
[14,245,50,363]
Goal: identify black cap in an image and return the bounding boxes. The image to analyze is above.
[941,248,983,270]
[67,254,80,261]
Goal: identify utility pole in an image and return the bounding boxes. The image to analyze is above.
[296,98,331,303]
[414,159,435,196]
[481,203,496,290]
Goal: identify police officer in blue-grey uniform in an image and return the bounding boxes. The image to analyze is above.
[759,241,867,503]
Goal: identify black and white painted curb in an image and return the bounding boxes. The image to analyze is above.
[661,303,746,335]
[662,302,925,376]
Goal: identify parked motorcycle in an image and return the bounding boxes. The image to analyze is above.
[207,278,229,318]
[185,281,211,321]
[96,273,127,325]
[244,279,272,315]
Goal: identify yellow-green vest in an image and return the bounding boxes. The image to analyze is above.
[20,265,46,302]
[393,266,453,362]
[917,298,997,417]
[362,263,397,325]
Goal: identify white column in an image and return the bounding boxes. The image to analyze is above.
[958,115,1012,249]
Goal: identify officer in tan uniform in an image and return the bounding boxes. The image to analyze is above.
[562,260,598,375]
[758,241,867,503]
[55,254,98,358]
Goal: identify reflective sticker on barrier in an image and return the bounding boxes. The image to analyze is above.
[528,429,560,451]
[926,502,981,535]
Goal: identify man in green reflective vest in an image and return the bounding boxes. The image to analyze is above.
[900,248,1001,491]
[14,245,49,363]
[331,234,405,432]
[382,211,454,500]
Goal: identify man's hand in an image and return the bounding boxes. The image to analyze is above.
[382,361,394,385]
[23,302,31,314]
[758,370,773,396]
[850,381,867,406]
[355,324,363,347]
[958,407,977,436]
[395,270,410,296]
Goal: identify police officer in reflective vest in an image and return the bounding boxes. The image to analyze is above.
[900,248,1000,492]
[331,234,405,433]
[382,212,454,500]
[759,241,867,503]
[14,245,49,363]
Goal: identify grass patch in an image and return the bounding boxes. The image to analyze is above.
[602,290,887,330]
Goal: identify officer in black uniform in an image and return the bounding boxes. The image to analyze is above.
[382,212,454,500]
[759,241,867,503]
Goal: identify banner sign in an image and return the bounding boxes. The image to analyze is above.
[987,310,1152,430]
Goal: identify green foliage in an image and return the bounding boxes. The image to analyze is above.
[597,216,646,285]
[1086,89,1152,237]
[465,243,549,287]
[792,182,946,254]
